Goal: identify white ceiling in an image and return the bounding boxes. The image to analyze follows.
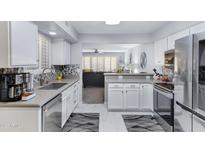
[33,21,66,39]
[70,21,170,34]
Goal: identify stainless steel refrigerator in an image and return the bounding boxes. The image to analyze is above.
[174,32,205,132]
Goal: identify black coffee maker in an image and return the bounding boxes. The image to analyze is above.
[0,73,23,102]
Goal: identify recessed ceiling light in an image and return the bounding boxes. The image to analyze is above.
[49,31,56,35]
[105,21,120,25]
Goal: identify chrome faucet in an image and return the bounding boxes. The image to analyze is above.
[40,67,55,86]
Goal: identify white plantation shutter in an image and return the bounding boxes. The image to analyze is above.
[82,55,118,72]
[38,34,50,68]
[111,57,117,72]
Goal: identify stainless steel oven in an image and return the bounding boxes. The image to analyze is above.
[154,83,174,131]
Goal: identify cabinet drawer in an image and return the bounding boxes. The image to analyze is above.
[108,84,124,88]
[124,84,140,89]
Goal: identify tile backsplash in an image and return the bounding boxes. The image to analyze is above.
[53,64,80,78]
[0,64,80,84]
[0,68,24,74]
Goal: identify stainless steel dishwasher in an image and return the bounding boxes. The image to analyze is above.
[42,95,62,132]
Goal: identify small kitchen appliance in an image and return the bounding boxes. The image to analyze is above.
[0,72,33,102]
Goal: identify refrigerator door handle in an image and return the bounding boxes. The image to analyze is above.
[176,101,193,113]
[176,101,205,121]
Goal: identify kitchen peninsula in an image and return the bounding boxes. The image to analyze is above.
[104,73,154,111]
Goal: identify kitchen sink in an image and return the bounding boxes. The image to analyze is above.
[39,83,67,90]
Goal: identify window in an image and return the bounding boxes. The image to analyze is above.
[38,34,50,69]
[91,56,97,71]
[104,56,111,72]
[111,57,117,72]
[83,56,91,70]
[82,55,117,72]
[97,56,104,71]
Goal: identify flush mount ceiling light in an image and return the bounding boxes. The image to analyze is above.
[105,21,120,25]
[49,31,57,35]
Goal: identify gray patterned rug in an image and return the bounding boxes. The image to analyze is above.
[62,113,99,132]
[122,115,165,132]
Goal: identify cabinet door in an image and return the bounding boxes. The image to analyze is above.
[66,91,73,120]
[52,40,70,65]
[108,88,124,110]
[64,41,70,64]
[154,38,167,66]
[61,97,67,128]
[125,88,140,109]
[10,21,38,66]
[140,84,153,110]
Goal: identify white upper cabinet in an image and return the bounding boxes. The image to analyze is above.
[154,38,167,66]
[0,21,38,67]
[51,39,70,65]
[190,22,205,34]
[10,22,38,66]
[167,29,190,50]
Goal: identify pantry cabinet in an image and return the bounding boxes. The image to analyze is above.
[0,21,38,67]
[108,83,153,111]
[51,39,70,65]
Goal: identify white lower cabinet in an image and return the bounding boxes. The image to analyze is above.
[108,83,153,111]
[61,81,80,128]
[108,84,124,110]
[125,84,140,109]
[140,84,153,110]
[61,96,67,127]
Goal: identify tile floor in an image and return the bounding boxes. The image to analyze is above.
[74,103,154,132]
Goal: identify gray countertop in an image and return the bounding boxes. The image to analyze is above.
[105,78,153,84]
[104,73,154,76]
[0,77,80,108]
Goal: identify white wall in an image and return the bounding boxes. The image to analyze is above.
[79,33,152,44]
[126,44,154,73]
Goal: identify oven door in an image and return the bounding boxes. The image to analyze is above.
[154,87,174,127]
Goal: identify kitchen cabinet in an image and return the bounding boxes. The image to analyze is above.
[140,84,153,110]
[190,22,205,34]
[0,21,38,67]
[61,81,80,127]
[108,84,124,110]
[154,38,167,66]
[108,83,153,111]
[125,84,140,109]
[167,29,190,50]
[51,39,70,65]
[61,96,67,127]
